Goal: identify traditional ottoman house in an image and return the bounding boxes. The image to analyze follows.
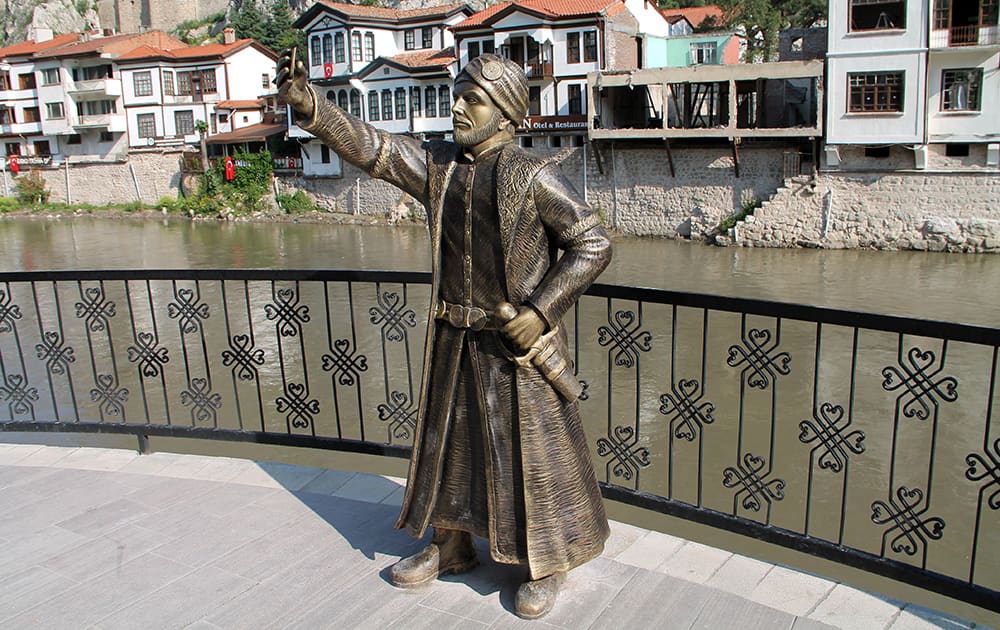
[824,0,1000,169]
[289,0,473,177]
[649,5,741,68]
[450,0,673,147]
[115,29,279,150]
[0,29,80,167]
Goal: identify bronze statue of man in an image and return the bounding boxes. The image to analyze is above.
[277,51,611,619]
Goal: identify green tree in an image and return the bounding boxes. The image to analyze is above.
[718,0,785,62]
[232,1,266,42]
[261,0,306,53]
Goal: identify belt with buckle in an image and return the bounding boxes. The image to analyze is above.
[434,300,497,331]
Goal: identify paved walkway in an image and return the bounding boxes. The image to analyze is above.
[0,443,985,630]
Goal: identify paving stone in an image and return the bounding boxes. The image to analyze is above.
[588,567,711,629]
[56,446,140,471]
[690,590,798,630]
[0,526,90,578]
[807,583,904,630]
[535,557,639,629]
[791,617,841,630]
[255,461,326,491]
[0,552,191,629]
[887,604,975,630]
[125,475,221,510]
[706,553,783,597]
[298,467,356,495]
[187,481,279,517]
[0,566,78,622]
[150,503,297,569]
[0,464,59,490]
[333,472,405,503]
[602,520,648,559]
[41,522,171,582]
[381,484,406,506]
[7,445,77,467]
[415,559,520,627]
[54,497,156,537]
[389,605,492,629]
[91,564,255,630]
[613,529,686,570]
[656,540,733,583]
[749,566,837,617]
[0,444,43,465]
[116,451,184,476]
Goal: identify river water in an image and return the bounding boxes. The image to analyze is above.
[0,216,996,326]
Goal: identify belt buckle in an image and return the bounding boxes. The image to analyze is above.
[447,304,465,329]
[468,307,487,331]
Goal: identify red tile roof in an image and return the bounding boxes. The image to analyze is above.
[659,5,725,29]
[315,0,467,20]
[0,33,80,59]
[216,99,265,109]
[205,122,286,144]
[386,47,456,70]
[116,39,277,62]
[33,31,186,58]
[453,0,623,29]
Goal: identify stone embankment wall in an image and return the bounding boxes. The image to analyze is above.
[732,170,1000,253]
[2,149,185,206]
[276,144,792,239]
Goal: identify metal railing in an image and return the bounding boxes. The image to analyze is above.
[0,269,998,612]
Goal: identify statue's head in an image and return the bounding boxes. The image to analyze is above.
[452,54,528,150]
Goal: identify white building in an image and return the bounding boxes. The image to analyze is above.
[825,0,999,169]
[289,1,472,177]
[0,30,80,164]
[116,30,279,149]
[451,0,672,147]
[28,30,188,162]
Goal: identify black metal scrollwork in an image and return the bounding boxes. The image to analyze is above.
[377,390,416,440]
[871,486,945,556]
[726,328,791,390]
[0,289,22,334]
[222,334,265,382]
[265,288,310,338]
[180,378,222,424]
[659,378,715,441]
[276,382,320,429]
[596,425,651,482]
[35,331,75,376]
[75,286,116,332]
[127,331,170,378]
[167,287,210,334]
[882,347,958,421]
[369,291,416,343]
[0,374,39,417]
[966,438,1000,511]
[597,310,652,368]
[89,373,128,417]
[723,453,786,512]
[322,338,369,386]
[799,402,865,473]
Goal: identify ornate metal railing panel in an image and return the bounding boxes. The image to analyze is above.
[1,269,998,612]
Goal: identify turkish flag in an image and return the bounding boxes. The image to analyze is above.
[323,63,333,79]
[8,155,18,175]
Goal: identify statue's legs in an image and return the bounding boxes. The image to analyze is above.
[388,527,478,588]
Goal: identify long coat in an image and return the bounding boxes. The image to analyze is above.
[299,93,612,577]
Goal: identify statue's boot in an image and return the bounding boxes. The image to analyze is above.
[389,528,478,588]
[515,571,566,619]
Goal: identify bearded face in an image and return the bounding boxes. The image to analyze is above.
[451,81,510,149]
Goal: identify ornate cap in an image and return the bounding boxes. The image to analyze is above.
[455,53,529,125]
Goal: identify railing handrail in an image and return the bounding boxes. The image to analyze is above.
[2,268,996,346]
